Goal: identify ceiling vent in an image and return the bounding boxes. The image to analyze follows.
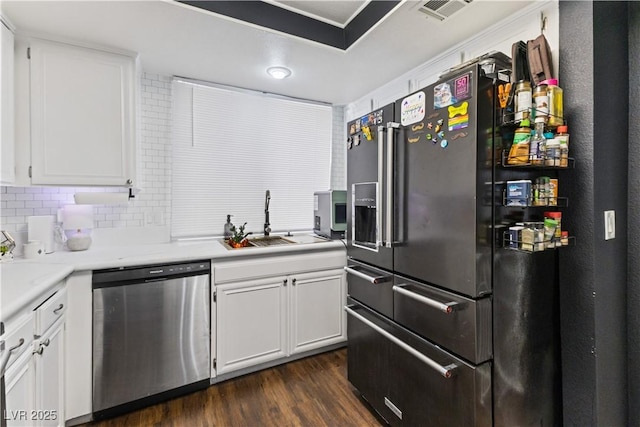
[418,0,472,21]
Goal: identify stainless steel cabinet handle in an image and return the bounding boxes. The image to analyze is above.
[42,339,51,347]
[53,303,64,314]
[385,123,399,248]
[345,307,457,379]
[292,278,296,286]
[393,285,459,314]
[344,266,391,284]
[0,338,25,376]
[377,125,384,248]
[34,345,44,355]
[283,279,288,286]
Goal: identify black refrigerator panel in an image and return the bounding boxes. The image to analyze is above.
[346,103,395,272]
[491,249,561,427]
[346,303,493,427]
[393,68,495,298]
[392,274,492,364]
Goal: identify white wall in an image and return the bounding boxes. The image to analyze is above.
[345,0,560,121]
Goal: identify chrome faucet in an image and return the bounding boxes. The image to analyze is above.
[264,190,271,236]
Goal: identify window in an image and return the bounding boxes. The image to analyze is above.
[171,80,332,239]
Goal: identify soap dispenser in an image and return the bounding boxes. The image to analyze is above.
[224,215,233,238]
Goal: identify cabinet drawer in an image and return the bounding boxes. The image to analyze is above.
[393,275,492,364]
[35,287,66,336]
[1,312,34,371]
[214,251,346,284]
[345,259,394,318]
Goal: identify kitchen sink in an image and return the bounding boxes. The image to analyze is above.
[222,235,296,250]
[248,236,295,247]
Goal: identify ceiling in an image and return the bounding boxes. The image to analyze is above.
[0,0,529,105]
[269,0,369,27]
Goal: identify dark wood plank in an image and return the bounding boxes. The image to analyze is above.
[85,349,385,427]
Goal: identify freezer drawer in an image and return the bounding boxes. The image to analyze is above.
[345,259,394,318]
[393,275,492,364]
[346,304,492,427]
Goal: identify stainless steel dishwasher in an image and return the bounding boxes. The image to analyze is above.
[92,261,211,420]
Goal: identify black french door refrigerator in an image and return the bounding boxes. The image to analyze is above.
[345,58,561,426]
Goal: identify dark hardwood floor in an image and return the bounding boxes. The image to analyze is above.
[86,348,385,427]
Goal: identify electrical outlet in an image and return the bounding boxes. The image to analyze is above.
[604,210,615,240]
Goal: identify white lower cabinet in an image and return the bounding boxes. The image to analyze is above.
[4,286,65,427]
[5,342,36,427]
[33,317,65,427]
[216,276,288,374]
[290,269,346,355]
[213,250,347,376]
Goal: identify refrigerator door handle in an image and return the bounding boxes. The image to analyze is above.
[393,285,459,314]
[386,122,400,248]
[344,266,392,284]
[377,125,384,249]
[345,306,457,378]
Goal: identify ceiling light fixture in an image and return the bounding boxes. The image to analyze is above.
[267,66,292,79]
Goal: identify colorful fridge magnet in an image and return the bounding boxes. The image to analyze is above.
[440,139,449,148]
[362,126,372,141]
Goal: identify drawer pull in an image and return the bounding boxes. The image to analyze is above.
[345,306,457,378]
[0,338,25,376]
[344,266,391,284]
[53,304,64,314]
[393,285,458,314]
[42,339,50,347]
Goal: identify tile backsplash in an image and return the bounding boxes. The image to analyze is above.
[0,72,347,249]
[0,72,173,248]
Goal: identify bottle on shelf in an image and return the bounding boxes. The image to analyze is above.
[540,78,564,127]
[530,121,546,165]
[556,125,570,167]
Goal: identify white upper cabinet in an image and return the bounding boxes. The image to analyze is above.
[29,39,136,186]
[1,18,15,184]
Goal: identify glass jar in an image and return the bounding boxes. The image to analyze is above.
[514,80,532,124]
[556,125,570,167]
[541,79,564,127]
[533,84,549,124]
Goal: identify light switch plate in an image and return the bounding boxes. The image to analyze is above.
[605,210,615,240]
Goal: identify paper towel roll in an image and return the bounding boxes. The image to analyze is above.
[27,215,55,254]
[74,192,130,205]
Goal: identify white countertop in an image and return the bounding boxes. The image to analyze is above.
[1,261,73,323]
[0,234,345,324]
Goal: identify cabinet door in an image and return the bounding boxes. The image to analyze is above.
[290,269,346,354]
[216,276,287,374]
[33,317,65,427]
[5,350,36,427]
[1,20,15,184]
[29,39,135,186]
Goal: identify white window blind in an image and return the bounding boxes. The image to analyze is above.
[171,80,332,239]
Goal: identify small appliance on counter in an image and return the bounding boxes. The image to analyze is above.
[313,190,346,239]
[61,205,94,251]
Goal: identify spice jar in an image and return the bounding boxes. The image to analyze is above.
[533,84,549,124]
[544,211,562,247]
[545,138,560,166]
[556,125,570,167]
[514,80,532,124]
